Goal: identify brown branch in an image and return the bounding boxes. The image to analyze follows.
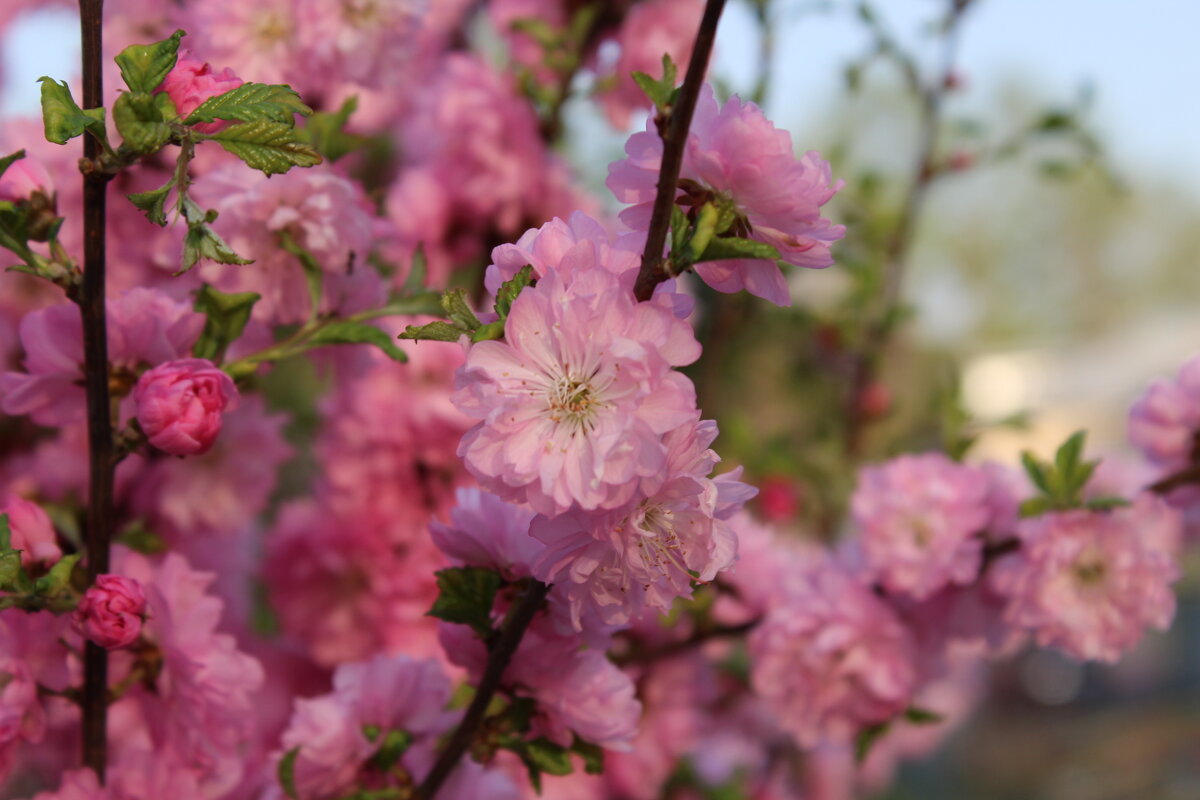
[1147,463,1200,495]
[842,0,976,456]
[614,618,759,666]
[78,0,114,782]
[415,580,551,800]
[633,0,728,302]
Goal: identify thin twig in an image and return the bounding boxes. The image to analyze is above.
[1147,463,1200,496]
[614,618,759,666]
[77,0,114,781]
[633,0,728,302]
[415,580,551,799]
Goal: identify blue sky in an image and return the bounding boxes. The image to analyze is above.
[4,1,1199,188]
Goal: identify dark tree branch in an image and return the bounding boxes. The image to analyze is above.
[78,0,114,781]
[1147,463,1200,496]
[415,580,552,800]
[633,0,728,302]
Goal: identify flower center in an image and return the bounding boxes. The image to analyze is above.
[1072,558,1107,586]
[547,375,600,433]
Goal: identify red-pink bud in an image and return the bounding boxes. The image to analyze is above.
[134,358,239,456]
[1,494,60,566]
[0,158,54,204]
[160,54,244,134]
[72,575,147,650]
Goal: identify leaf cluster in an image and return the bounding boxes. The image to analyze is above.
[1019,430,1128,517]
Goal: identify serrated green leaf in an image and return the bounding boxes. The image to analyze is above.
[1070,460,1098,497]
[427,566,502,639]
[471,320,506,343]
[127,177,175,226]
[522,738,573,776]
[181,207,253,274]
[0,513,10,552]
[855,721,890,764]
[208,120,322,175]
[1020,451,1050,494]
[113,92,172,153]
[398,321,470,343]
[38,78,106,146]
[902,706,943,725]
[1019,496,1052,518]
[34,553,80,598]
[0,151,25,182]
[441,288,481,332]
[304,321,408,362]
[302,96,366,162]
[495,264,534,319]
[1085,496,1131,512]
[0,552,24,592]
[193,285,260,363]
[186,82,312,126]
[277,746,301,800]
[115,29,184,94]
[696,235,782,263]
[571,738,604,775]
[1054,431,1086,482]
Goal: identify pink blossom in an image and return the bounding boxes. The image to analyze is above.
[850,453,991,600]
[159,53,244,134]
[595,0,704,129]
[134,358,238,456]
[608,84,844,305]
[454,268,700,516]
[430,488,540,580]
[488,0,566,78]
[0,655,44,782]
[748,558,917,747]
[532,418,750,628]
[1128,355,1200,470]
[990,493,1182,662]
[71,575,147,650]
[192,163,386,324]
[1,493,60,566]
[274,654,451,798]
[0,155,53,203]
[0,289,202,426]
[28,769,108,800]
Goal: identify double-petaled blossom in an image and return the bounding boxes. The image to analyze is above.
[850,453,992,601]
[531,417,753,629]
[453,266,700,517]
[608,84,844,306]
[71,575,147,650]
[159,53,243,134]
[748,557,917,748]
[1,494,60,567]
[1128,355,1200,470]
[990,493,1182,662]
[134,358,239,456]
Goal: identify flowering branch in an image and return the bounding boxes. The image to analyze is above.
[415,579,552,799]
[632,0,727,302]
[77,0,115,780]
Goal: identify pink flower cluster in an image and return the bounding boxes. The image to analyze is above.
[608,84,845,306]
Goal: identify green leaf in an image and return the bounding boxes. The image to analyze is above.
[1085,496,1131,512]
[180,201,253,274]
[113,92,172,154]
[34,553,80,598]
[193,285,261,363]
[855,721,890,764]
[470,320,506,343]
[304,321,408,362]
[495,264,534,319]
[277,746,301,800]
[0,151,26,183]
[0,513,10,552]
[632,71,673,111]
[367,729,413,772]
[186,82,312,126]
[399,320,470,343]
[571,738,604,775]
[1019,496,1053,518]
[38,78,106,146]
[696,236,782,263]
[1020,451,1050,494]
[115,521,167,554]
[1054,431,1086,483]
[522,738,573,776]
[115,29,184,94]
[902,706,944,725]
[427,566,502,639]
[127,177,175,227]
[0,552,24,593]
[301,96,365,162]
[208,120,323,176]
[402,244,428,293]
[441,288,481,332]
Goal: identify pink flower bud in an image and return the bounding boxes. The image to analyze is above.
[72,575,147,650]
[0,157,54,204]
[1,494,61,566]
[134,358,239,456]
[160,54,244,134]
